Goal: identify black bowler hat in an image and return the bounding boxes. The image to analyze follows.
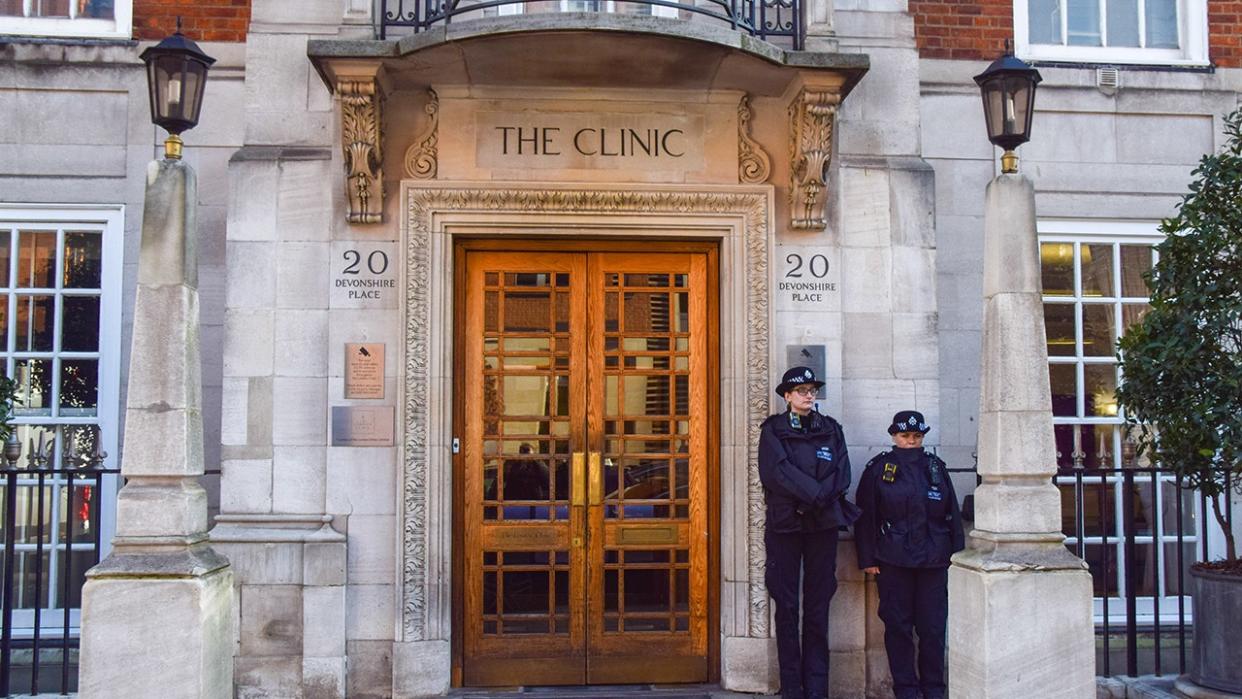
[888,410,931,435]
[775,366,825,397]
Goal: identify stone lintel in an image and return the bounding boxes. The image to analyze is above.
[87,544,231,579]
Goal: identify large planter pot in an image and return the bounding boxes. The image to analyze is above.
[1189,565,1242,693]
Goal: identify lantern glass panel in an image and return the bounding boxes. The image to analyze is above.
[147,54,208,134]
[981,76,1035,150]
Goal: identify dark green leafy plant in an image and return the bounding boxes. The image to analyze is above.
[0,375,16,444]
[1116,107,1242,565]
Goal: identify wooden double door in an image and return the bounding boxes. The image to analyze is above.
[456,242,717,686]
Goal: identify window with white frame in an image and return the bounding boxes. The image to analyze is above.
[1039,220,1214,623]
[0,204,122,635]
[0,0,132,39]
[1015,0,1208,66]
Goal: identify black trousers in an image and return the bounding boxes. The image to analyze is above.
[876,564,949,699]
[764,528,839,699]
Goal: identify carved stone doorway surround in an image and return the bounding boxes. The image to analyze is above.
[392,182,777,695]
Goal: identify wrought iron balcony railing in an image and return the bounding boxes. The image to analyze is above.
[377,0,805,49]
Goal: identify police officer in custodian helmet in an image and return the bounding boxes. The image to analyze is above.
[758,367,861,699]
[854,411,965,699]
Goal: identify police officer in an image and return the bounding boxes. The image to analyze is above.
[759,366,860,699]
[854,411,965,699]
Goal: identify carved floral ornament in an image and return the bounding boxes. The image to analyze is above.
[788,88,840,230]
[404,88,439,180]
[338,76,385,224]
[737,95,772,185]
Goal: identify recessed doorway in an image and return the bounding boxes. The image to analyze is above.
[454,240,719,686]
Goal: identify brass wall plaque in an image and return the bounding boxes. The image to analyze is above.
[345,343,385,399]
[617,525,677,545]
[331,405,395,447]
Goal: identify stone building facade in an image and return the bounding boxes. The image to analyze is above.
[2,0,1241,697]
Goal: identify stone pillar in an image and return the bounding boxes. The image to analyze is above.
[79,159,234,699]
[802,0,836,51]
[947,174,1094,698]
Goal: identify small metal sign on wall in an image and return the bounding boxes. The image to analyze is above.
[345,342,385,399]
[331,406,395,447]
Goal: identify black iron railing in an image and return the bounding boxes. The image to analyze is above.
[0,462,117,697]
[377,0,805,49]
[1058,465,1234,678]
[948,462,1234,678]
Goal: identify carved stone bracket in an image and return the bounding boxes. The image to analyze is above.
[339,77,385,223]
[788,88,839,230]
[737,95,771,185]
[404,88,439,180]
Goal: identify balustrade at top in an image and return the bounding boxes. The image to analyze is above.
[377,0,805,49]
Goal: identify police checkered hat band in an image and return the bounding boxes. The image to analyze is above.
[888,410,930,435]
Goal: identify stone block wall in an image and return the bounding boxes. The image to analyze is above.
[133,0,252,42]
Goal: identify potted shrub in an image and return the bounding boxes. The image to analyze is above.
[1115,107,1242,693]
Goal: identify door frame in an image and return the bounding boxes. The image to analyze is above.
[396,183,776,690]
[451,240,720,685]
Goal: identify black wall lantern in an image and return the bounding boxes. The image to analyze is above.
[973,51,1041,174]
[140,24,216,160]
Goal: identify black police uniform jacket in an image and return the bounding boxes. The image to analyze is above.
[854,449,966,568]
[758,410,861,533]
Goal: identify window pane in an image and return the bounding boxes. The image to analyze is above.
[1119,245,1152,297]
[17,231,56,289]
[1081,424,1115,467]
[0,231,9,287]
[63,232,102,289]
[1067,0,1102,45]
[83,0,116,19]
[1082,304,1116,356]
[1120,303,1149,332]
[0,294,7,349]
[15,294,56,351]
[1081,244,1114,297]
[31,0,70,17]
[14,359,53,416]
[1054,424,1078,467]
[0,0,23,16]
[60,359,99,416]
[62,296,101,351]
[1145,0,1179,48]
[1050,364,1077,417]
[1040,243,1075,296]
[1106,0,1140,46]
[1029,0,1063,44]
[1164,542,1196,596]
[1045,303,1076,356]
[1084,363,1118,418]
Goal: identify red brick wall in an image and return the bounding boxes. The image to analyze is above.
[1209,1,1242,67]
[908,0,1012,61]
[133,0,250,42]
[910,1,1242,67]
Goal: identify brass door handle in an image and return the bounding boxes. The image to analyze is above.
[571,452,585,507]
[588,452,603,506]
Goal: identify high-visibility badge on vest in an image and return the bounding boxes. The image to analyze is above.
[882,462,898,483]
